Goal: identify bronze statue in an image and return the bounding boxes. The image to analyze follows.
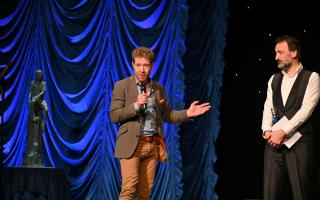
[24,69,48,167]
[28,69,48,130]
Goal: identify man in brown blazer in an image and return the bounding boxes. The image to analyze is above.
[110,47,211,200]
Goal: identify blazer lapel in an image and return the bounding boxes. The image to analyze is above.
[127,76,139,104]
[153,84,165,136]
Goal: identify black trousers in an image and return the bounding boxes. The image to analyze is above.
[263,133,318,200]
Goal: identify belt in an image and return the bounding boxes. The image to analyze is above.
[139,134,159,143]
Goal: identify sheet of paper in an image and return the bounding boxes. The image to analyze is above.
[271,116,302,148]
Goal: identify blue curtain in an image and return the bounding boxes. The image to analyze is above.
[181,1,228,199]
[0,0,228,199]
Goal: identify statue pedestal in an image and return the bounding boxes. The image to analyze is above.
[1,167,71,200]
[24,106,44,167]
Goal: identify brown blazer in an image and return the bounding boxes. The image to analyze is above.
[110,76,189,159]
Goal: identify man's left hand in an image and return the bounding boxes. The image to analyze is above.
[187,101,211,118]
[268,129,286,148]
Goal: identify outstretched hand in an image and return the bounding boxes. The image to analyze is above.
[186,101,211,118]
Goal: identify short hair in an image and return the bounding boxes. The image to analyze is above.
[275,35,302,60]
[131,47,155,64]
[36,70,42,74]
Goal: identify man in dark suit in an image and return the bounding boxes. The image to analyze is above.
[110,47,211,200]
[261,35,320,200]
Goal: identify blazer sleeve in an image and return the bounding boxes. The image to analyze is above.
[159,86,189,123]
[110,81,138,123]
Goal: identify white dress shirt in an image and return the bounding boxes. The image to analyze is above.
[262,64,320,135]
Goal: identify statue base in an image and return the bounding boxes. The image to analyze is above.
[23,118,44,167]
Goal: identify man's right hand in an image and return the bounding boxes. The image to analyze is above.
[268,129,286,148]
[137,92,148,109]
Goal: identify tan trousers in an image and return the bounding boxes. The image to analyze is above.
[119,140,158,200]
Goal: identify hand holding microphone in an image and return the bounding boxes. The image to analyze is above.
[137,84,148,114]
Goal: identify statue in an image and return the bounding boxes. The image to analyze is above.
[28,69,48,130]
[24,69,48,167]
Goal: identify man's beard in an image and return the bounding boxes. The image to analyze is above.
[277,60,292,70]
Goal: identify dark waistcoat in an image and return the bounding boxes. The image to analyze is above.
[272,69,314,134]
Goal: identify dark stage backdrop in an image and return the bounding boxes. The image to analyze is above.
[216,0,320,199]
[0,0,228,199]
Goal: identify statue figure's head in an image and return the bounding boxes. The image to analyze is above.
[35,70,42,81]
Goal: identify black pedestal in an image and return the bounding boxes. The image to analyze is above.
[1,167,70,200]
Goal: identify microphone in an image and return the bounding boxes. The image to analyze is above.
[140,83,147,114]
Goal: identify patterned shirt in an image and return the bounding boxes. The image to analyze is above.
[134,78,158,136]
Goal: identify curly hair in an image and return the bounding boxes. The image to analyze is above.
[132,47,155,64]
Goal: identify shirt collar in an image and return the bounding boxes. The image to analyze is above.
[281,63,303,78]
[135,76,154,95]
[135,76,153,86]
